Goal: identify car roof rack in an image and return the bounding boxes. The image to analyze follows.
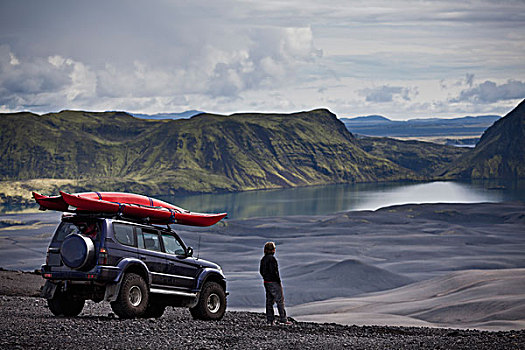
[61,211,173,230]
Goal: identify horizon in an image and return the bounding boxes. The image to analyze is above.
[1,0,524,120]
[0,106,509,121]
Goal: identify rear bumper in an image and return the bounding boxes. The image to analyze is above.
[41,264,120,282]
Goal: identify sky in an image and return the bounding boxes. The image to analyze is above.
[0,0,524,120]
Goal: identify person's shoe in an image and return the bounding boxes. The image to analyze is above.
[266,320,275,326]
[278,320,293,325]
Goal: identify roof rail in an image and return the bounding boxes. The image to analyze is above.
[61,211,164,227]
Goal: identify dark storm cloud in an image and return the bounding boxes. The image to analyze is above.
[0,0,322,112]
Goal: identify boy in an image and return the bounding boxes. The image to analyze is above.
[259,241,291,325]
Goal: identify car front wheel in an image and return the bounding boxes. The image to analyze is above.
[190,282,226,320]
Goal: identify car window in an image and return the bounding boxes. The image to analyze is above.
[162,234,185,255]
[136,228,145,249]
[142,231,162,252]
[113,223,135,246]
[54,221,99,242]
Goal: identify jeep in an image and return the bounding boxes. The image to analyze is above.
[41,213,227,320]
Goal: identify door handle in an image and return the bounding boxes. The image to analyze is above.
[140,255,147,260]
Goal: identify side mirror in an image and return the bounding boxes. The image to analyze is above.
[186,247,194,257]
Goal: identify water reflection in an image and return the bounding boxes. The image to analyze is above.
[162,180,524,220]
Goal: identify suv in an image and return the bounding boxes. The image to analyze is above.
[41,213,227,320]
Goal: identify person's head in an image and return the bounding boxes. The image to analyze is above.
[264,241,276,254]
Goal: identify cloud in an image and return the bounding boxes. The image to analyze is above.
[0,24,322,111]
[451,80,525,103]
[0,46,71,108]
[358,85,414,103]
[204,27,321,97]
[465,73,475,88]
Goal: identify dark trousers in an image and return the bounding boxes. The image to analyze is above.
[264,282,287,323]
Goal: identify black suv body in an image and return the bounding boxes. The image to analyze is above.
[41,213,227,319]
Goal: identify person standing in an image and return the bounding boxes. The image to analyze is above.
[259,241,291,325]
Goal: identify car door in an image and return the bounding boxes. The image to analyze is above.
[160,232,199,290]
[136,227,169,288]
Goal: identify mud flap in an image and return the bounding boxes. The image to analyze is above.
[41,281,59,299]
[103,282,121,302]
[186,293,199,308]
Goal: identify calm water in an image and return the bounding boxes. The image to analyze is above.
[162,180,525,220]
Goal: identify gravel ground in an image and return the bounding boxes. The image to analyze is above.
[1,295,523,350]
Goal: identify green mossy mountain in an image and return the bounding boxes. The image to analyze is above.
[0,109,415,197]
[442,99,525,179]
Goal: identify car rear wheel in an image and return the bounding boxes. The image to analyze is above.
[190,282,226,320]
[111,273,149,318]
[47,291,85,317]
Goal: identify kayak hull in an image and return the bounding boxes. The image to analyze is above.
[32,191,226,227]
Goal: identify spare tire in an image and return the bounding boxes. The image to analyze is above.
[60,234,95,270]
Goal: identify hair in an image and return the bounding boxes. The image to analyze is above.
[264,241,276,254]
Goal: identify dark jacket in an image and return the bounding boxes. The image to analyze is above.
[260,253,281,283]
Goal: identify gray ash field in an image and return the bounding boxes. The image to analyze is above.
[1,295,523,350]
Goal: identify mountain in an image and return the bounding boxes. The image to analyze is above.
[343,115,392,125]
[341,114,501,138]
[442,100,525,179]
[0,109,415,198]
[358,137,469,177]
[131,110,203,120]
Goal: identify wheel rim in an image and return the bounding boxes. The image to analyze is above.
[129,286,142,307]
[207,293,221,313]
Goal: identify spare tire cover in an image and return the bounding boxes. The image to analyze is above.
[60,234,95,269]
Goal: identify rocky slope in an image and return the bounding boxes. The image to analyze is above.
[1,294,523,350]
[443,99,525,179]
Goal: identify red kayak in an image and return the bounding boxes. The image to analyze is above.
[32,191,227,227]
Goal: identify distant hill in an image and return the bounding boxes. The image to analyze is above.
[131,110,203,120]
[442,100,525,179]
[358,137,469,177]
[344,115,391,124]
[341,114,501,138]
[0,109,415,198]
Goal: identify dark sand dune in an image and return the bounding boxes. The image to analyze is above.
[229,258,413,307]
[176,202,525,311]
[283,259,413,305]
[290,268,525,330]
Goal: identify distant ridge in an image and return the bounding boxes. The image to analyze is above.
[131,110,203,120]
[341,114,501,137]
[343,115,392,124]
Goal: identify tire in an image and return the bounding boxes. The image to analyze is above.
[110,273,149,318]
[47,291,85,317]
[142,302,166,318]
[60,234,95,270]
[190,282,226,320]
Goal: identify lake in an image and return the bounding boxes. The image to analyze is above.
[161,180,525,220]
